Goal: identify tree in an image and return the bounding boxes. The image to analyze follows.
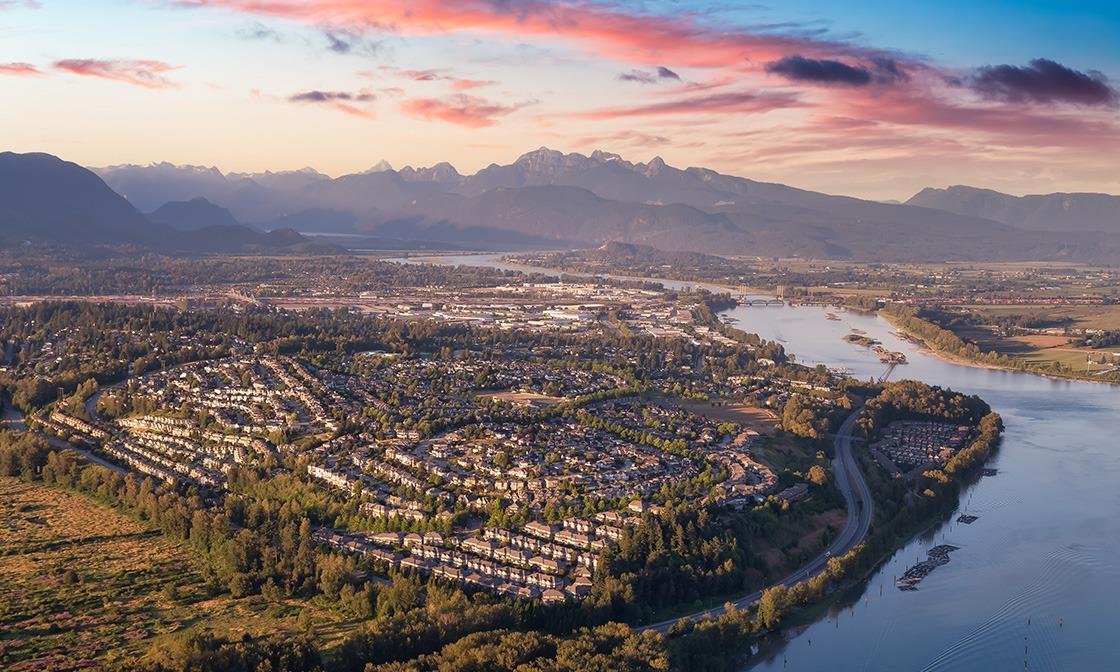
[755,584,790,630]
[807,465,829,486]
[376,573,420,619]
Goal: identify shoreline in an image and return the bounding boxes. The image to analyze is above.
[881,312,1119,387]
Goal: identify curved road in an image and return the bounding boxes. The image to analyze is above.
[641,407,873,633]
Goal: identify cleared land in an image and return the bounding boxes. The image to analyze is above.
[482,390,566,407]
[0,477,360,671]
[750,433,819,473]
[667,399,779,435]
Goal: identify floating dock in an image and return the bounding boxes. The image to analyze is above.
[897,545,960,591]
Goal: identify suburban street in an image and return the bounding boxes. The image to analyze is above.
[641,407,874,633]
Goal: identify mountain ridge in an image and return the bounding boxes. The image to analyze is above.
[84,148,1120,262]
[907,185,1120,233]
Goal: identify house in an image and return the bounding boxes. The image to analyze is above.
[524,521,556,540]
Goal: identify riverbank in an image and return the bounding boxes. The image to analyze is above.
[881,310,1119,386]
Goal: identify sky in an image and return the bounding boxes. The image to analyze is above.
[1,0,1118,200]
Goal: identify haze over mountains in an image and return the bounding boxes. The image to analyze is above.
[93,148,1120,262]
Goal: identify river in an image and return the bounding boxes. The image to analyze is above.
[393,253,1120,671]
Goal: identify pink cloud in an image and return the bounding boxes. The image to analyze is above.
[53,59,179,89]
[382,67,497,91]
[568,90,803,120]
[573,129,672,149]
[400,94,529,127]
[834,87,1120,146]
[449,78,496,91]
[0,62,40,76]
[190,0,903,71]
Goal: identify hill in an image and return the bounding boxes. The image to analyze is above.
[0,152,328,254]
[148,197,241,231]
[1,151,159,245]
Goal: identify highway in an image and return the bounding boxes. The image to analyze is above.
[640,407,873,634]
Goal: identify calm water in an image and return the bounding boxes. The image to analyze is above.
[397,253,1120,671]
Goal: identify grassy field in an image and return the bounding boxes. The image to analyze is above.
[0,477,362,671]
[749,433,820,473]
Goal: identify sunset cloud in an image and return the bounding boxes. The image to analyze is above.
[573,129,672,148]
[190,0,909,70]
[391,68,497,91]
[966,58,1117,107]
[619,66,681,84]
[833,87,1120,147]
[289,89,375,117]
[53,59,179,89]
[322,29,382,56]
[766,55,910,87]
[569,90,802,120]
[400,94,529,127]
[0,62,40,76]
[767,55,870,86]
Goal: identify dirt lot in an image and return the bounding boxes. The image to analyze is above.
[483,390,566,407]
[667,399,779,435]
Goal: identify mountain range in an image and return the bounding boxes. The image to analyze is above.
[92,148,1120,262]
[0,152,328,254]
[906,185,1120,233]
[4,148,1117,262]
